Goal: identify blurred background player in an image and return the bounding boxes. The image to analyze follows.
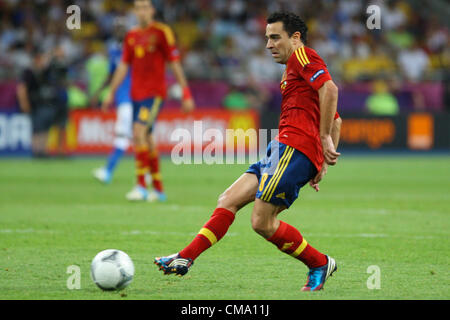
[92,17,133,184]
[155,12,342,292]
[16,47,68,158]
[102,0,195,202]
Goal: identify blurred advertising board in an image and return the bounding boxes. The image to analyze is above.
[1,111,448,156]
[260,112,449,151]
[338,113,449,150]
[51,109,260,155]
[0,113,31,156]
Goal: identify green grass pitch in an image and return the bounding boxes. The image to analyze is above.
[0,155,449,300]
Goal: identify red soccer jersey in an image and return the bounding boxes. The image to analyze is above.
[276,45,338,172]
[122,22,180,101]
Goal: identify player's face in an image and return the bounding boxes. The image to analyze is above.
[265,22,294,64]
[134,0,155,26]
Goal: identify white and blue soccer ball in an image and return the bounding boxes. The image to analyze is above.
[91,249,135,291]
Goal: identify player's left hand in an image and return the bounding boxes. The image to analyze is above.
[309,164,328,192]
[181,98,195,113]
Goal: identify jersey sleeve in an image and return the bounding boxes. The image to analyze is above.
[293,46,332,91]
[158,24,180,62]
[121,33,134,65]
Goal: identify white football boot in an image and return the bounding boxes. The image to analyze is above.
[125,185,149,201]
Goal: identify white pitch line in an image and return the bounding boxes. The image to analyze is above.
[121,230,239,237]
[0,229,444,240]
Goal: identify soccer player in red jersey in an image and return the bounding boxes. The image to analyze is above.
[155,12,342,291]
[102,0,195,202]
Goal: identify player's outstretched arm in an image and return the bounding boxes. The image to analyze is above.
[169,61,195,113]
[318,80,340,166]
[101,62,129,111]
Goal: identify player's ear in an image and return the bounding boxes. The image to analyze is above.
[290,31,302,45]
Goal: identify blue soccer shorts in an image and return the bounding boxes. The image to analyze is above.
[132,96,164,133]
[246,140,318,208]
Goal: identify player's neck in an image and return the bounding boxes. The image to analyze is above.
[286,43,305,64]
[293,43,305,52]
[138,19,153,29]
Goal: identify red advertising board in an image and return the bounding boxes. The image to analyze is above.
[49,109,260,155]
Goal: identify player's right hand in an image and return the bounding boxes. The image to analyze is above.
[321,135,340,166]
[101,92,114,112]
[181,98,195,113]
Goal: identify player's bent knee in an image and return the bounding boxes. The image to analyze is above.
[251,199,281,238]
[251,217,271,239]
[251,212,276,239]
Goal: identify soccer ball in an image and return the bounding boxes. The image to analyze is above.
[90,249,135,291]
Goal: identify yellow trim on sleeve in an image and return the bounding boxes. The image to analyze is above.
[154,22,176,46]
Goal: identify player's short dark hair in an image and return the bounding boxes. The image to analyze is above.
[267,12,308,44]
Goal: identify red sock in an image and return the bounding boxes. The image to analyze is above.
[267,221,327,268]
[179,208,235,261]
[135,145,150,188]
[149,149,163,193]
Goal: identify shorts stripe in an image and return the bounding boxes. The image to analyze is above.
[289,239,308,257]
[198,227,217,245]
[260,146,291,201]
[148,97,163,125]
[261,146,294,201]
[265,147,295,201]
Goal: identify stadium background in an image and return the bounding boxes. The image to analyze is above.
[0,0,449,154]
[0,0,449,301]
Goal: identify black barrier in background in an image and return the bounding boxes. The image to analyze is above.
[259,111,450,151]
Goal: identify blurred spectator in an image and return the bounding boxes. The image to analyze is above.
[398,41,430,82]
[365,80,399,116]
[84,44,109,101]
[382,0,408,31]
[223,84,249,111]
[245,78,271,111]
[247,48,283,83]
[385,24,414,51]
[183,39,216,80]
[0,0,448,113]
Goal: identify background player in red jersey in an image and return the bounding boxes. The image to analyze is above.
[155,12,341,291]
[102,0,195,202]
